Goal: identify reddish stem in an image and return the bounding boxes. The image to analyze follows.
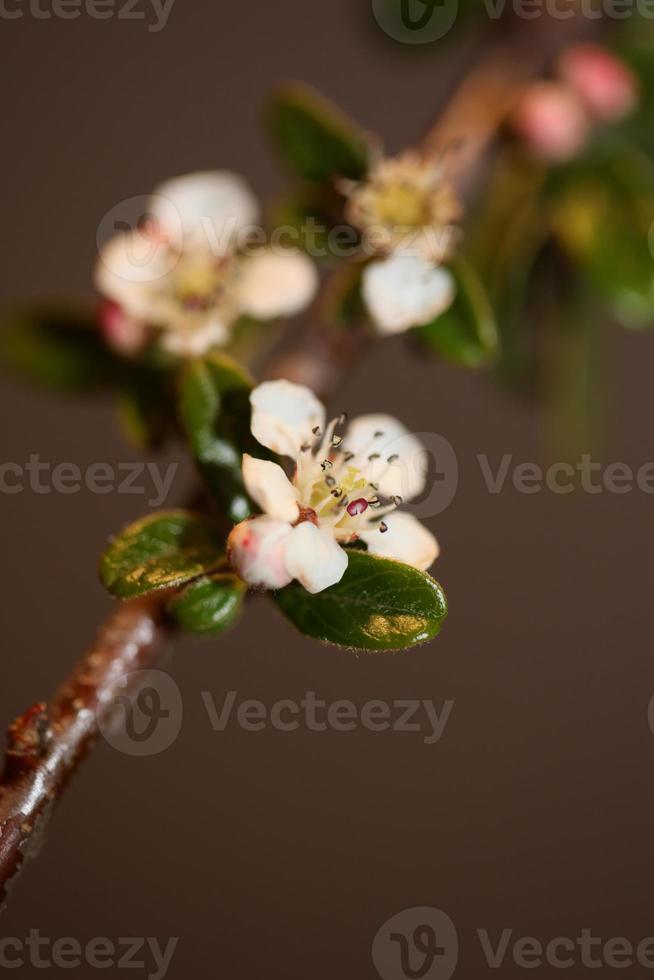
[0,596,168,908]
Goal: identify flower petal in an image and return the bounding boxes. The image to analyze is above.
[284,522,348,594]
[359,512,439,571]
[228,516,294,590]
[362,254,455,335]
[160,317,230,357]
[242,455,299,523]
[237,250,318,320]
[250,379,325,459]
[99,301,148,355]
[150,171,260,253]
[95,231,175,318]
[344,413,428,501]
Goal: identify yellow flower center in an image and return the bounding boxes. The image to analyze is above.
[172,255,232,311]
[373,182,431,228]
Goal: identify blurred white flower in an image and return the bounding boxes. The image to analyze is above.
[95,171,318,357]
[344,151,461,264]
[342,152,460,336]
[228,379,439,594]
[362,254,456,336]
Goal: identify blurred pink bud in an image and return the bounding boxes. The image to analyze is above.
[511,82,590,163]
[558,44,638,123]
[99,300,147,355]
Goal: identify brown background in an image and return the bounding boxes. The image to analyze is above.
[2,1,654,977]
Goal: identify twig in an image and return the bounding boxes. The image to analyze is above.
[0,596,169,908]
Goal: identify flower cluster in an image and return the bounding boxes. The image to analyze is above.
[96,171,319,357]
[342,151,462,336]
[227,380,439,594]
[512,44,638,163]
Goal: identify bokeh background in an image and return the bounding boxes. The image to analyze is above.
[2,1,654,977]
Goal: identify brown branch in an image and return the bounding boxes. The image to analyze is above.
[0,595,169,908]
[0,5,602,910]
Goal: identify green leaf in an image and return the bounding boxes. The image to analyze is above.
[269,183,345,261]
[100,511,224,599]
[268,83,370,183]
[178,352,255,523]
[0,305,122,391]
[549,145,654,329]
[168,573,246,634]
[417,258,499,368]
[273,551,447,652]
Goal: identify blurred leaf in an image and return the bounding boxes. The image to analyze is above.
[273,551,447,652]
[178,352,256,523]
[168,573,246,634]
[466,151,549,385]
[100,511,223,599]
[550,155,654,329]
[268,83,370,183]
[416,257,499,368]
[0,305,122,391]
[269,182,346,261]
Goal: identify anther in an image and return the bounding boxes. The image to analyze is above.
[387,454,399,463]
[331,435,343,449]
[325,475,336,488]
[379,522,389,534]
[321,459,333,471]
[390,495,403,505]
[343,451,355,463]
[374,430,385,438]
[312,426,322,437]
[368,453,381,462]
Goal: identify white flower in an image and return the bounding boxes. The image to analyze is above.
[344,151,462,264]
[227,380,439,594]
[362,254,456,336]
[95,172,318,357]
[341,153,460,336]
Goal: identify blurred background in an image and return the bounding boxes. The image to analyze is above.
[2,1,654,977]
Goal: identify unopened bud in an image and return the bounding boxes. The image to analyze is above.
[227,517,293,590]
[558,44,638,123]
[511,81,590,163]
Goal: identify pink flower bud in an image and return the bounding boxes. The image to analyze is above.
[99,300,147,355]
[558,44,638,123]
[227,517,293,591]
[511,82,590,163]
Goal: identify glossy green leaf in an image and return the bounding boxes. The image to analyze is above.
[100,511,224,599]
[0,305,121,391]
[178,352,255,523]
[268,83,370,183]
[168,573,246,634]
[417,258,499,368]
[273,551,447,652]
